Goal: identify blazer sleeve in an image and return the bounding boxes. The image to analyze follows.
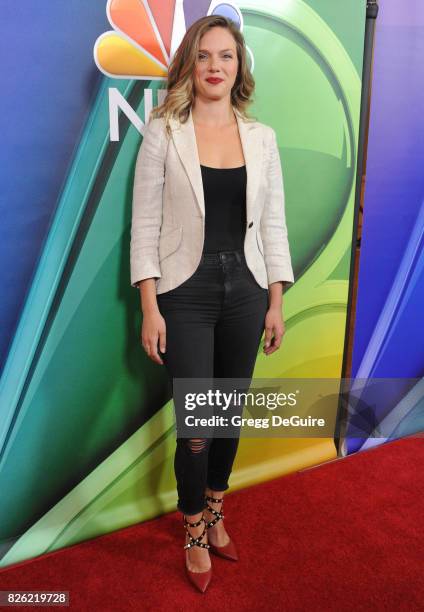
[260,126,295,291]
[130,118,167,288]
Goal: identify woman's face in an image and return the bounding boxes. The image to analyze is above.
[193,27,239,102]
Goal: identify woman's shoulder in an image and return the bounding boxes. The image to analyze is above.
[249,119,275,146]
[140,116,169,149]
[144,115,166,134]
[240,111,273,134]
[257,119,275,133]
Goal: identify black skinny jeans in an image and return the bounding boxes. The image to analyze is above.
[156,249,269,515]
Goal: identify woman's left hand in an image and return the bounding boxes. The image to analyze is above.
[263,306,285,355]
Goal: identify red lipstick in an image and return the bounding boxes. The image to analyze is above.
[206,77,223,84]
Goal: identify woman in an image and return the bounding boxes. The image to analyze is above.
[130,15,294,593]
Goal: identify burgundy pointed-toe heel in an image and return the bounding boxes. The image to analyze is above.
[183,515,212,593]
[204,495,238,562]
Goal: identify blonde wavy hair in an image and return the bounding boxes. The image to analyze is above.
[150,14,256,134]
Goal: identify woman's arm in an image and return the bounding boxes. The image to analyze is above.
[260,127,294,296]
[131,118,167,365]
[130,117,167,290]
[260,127,294,355]
[138,278,166,365]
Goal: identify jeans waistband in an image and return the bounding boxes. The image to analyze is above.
[201,249,245,265]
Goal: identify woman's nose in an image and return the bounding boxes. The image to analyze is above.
[208,58,219,71]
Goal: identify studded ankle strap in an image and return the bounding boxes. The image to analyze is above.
[204,495,225,528]
[183,516,210,550]
[205,495,223,504]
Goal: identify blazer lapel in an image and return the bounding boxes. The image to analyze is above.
[169,105,263,221]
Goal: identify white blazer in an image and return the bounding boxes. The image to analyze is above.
[130,105,294,295]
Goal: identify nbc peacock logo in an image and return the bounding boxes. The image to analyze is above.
[93,0,251,81]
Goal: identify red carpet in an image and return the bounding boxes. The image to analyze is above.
[1,436,423,611]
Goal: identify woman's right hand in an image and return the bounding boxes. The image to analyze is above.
[141,308,166,365]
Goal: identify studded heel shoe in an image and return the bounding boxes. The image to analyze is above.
[204,495,238,562]
[183,515,212,593]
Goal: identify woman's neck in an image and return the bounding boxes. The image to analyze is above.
[191,99,235,128]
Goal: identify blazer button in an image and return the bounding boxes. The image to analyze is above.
[248,221,253,228]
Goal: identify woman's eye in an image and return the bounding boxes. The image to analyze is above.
[197,54,233,60]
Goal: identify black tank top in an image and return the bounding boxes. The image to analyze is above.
[200,164,247,253]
